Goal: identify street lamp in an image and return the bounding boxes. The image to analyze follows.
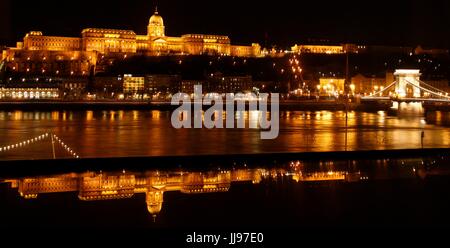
[350,84,355,95]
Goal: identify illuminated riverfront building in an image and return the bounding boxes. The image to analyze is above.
[291,44,345,54]
[180,74,254,94]
[291,44,362,54]
[0,86,59,100]
[351,73,393,95]
[94,73,257,100]
[317,78,346,95]
[1,8,262,76]
[123,74,145,96]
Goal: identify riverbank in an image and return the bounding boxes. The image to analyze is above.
[0,148,448,177]
[0,100,392,111]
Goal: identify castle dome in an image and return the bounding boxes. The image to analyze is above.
[149,8,164,27]
[148,7,165,37]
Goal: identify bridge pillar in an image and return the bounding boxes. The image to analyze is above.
[394,69,421,98]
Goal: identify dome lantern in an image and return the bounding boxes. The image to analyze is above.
[148,7,165,37]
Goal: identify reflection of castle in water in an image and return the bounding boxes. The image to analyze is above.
[2,169,264,217]
[1,164,369,216]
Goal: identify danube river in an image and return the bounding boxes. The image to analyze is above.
[0,109,449,160]
[1,108,450,229]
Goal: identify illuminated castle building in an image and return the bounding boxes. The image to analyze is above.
[1,8,262,76]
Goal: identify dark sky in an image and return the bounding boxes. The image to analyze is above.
[1,0,450,48]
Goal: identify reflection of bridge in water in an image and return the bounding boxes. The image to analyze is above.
[361,69,450,108]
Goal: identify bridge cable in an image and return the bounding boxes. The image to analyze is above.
[370,81,397,96]
[417,80,450,96]
[404,79,450,99]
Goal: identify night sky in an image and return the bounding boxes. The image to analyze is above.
[1,0,450,48]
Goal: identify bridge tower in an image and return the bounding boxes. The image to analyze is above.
[394,69,421,98]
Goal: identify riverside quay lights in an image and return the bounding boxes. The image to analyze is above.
[171,85,280,140]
